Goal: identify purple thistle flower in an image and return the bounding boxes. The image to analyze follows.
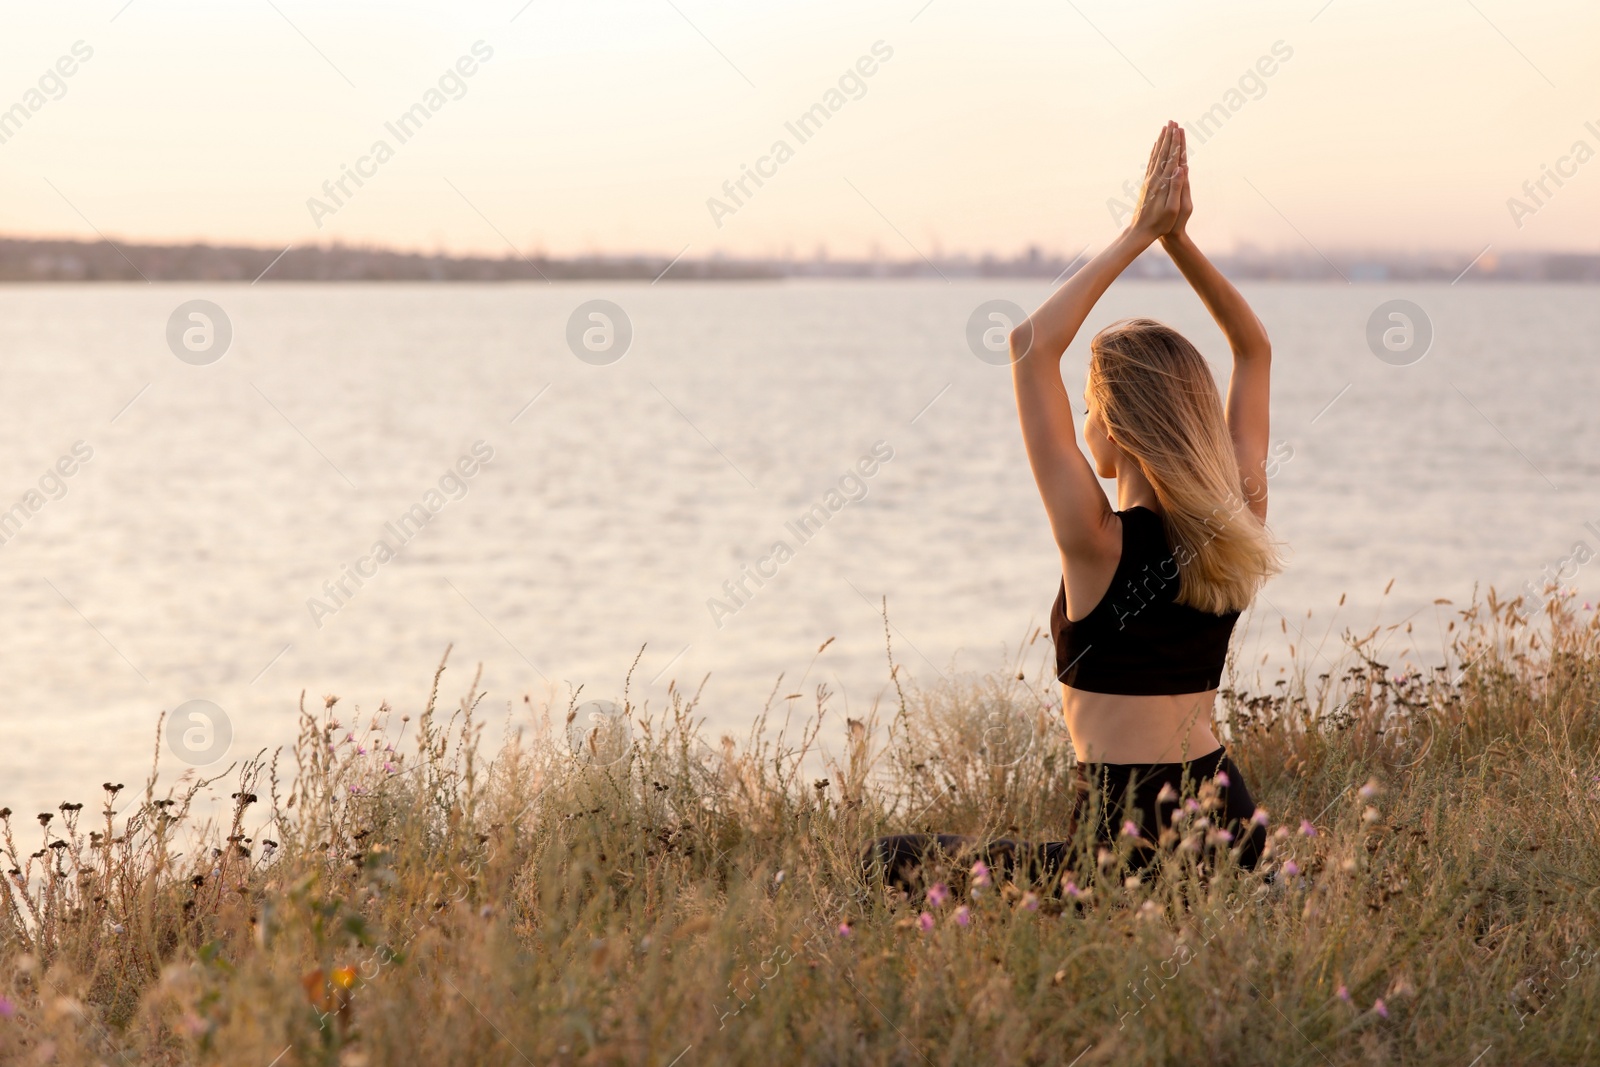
[1214,770,1230,788]
[952,905,971,927]
[970,860,991,887]
[1282,860,1301,877]
[0,995,14,1018]
[1299,820,1318,837]
[1336,984,1350,1002]
[917,911,935,932]
[836,922,852,938]
[1121,820,1141,838]
[926,882,950,908]
[1062,879,1083,898]
[1373,998,1388,1018]
[1251,807,1270,826]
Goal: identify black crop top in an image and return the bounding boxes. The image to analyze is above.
[1050,506,1239,695]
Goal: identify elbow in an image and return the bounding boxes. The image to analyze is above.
[1235,340,1271,364]
[1008,320,1038,362]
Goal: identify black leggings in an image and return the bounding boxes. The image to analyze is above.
[861,746,1266,895]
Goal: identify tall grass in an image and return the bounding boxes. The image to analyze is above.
[2,589,1598,1066]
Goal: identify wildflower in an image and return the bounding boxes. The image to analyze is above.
[926,882,950,908]
[774,870,785,885]
[1156,783,1177,804]
[1062,879,1083,899]
[348,785,365,795]
[1358,778,1383,800]
[952,906,971,927]
[356,746,367,756]
[1214,770,1230,788]
[1299,820,1318,837]
[1336,984,1350,1002]
[970,860,991,888]
[110,923,125,935]
[1207,829,1234,846]
[1251,807,1270,826]
[1362,806,1381,824]
[1272,826,1291,841]
[836,922,852,938]
[0,995,13,1018]
[1373,998,1388,1018]
[384,762,397,774]
[1282,860,1301,877]
[1123,875,1142,890]
[1121,820,1141,839]
[917,912,935,932]
[1184,798,1201,814]
[1097,848,1114,870]
[1020,891,1039,911]
[1138,900,1160,918]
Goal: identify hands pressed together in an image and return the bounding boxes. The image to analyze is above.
[1130,120,1193,245]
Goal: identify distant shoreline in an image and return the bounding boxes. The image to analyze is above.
[3,236,1597,284]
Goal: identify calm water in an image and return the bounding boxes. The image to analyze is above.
[2,281,1597,814]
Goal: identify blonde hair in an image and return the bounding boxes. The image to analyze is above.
[1087,317,1282,614]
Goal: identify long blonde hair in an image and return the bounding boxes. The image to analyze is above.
[1087,317,1282,614]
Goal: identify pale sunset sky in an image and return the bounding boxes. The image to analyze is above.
[1,0,1597,259]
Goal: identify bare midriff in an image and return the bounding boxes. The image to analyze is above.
[1062,684,1223,764]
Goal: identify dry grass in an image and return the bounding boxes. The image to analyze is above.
[2,590,1598,1066]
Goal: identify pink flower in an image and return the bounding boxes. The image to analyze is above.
[1373,998,1388,1018]
[1251,807,1269,826]
[384,762,397,773]
[952,906,971,927]
[1336,984,1350,1002]
[970,861,991,888]
[1282,860,1300,877]
[356,745,367,756]
[1214,770,1230,788]
[1062,879,1083,899]
[917,911,935,932]
[0,995,14,1018]
[1184,798,1201,813]
[836,922,852,938]
[926,882,950,908]
[1156,783,1177,804]
[1020,891,1039,911]
[1121,820,1141,838]
[1299,820,1318,837]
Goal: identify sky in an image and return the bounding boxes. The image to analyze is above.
[1,0,1597,259]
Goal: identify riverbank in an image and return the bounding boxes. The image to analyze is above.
[2,589,1597,1065]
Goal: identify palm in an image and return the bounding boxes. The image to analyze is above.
[1131,122,1186,239]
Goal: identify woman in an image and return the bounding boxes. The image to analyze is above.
[865,122,1281,894]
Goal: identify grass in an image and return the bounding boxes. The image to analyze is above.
[2,589,1598,1066]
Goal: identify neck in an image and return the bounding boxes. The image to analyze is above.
[1114,464,1161,513]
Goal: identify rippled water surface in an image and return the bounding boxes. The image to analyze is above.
[3,280,1597,813]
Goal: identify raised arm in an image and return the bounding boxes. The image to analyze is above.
[1010,122,1185,558]
[1158,127,1273,520]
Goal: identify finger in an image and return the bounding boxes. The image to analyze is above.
[1145,125,1169,177]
